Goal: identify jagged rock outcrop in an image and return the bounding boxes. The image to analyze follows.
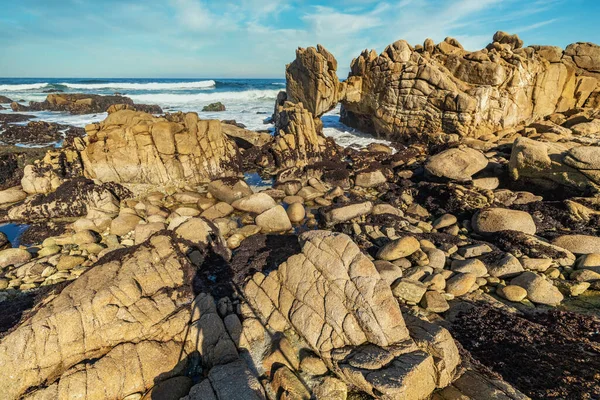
[18,93,162,115]
[0,227,265,400]
[509,136,600,194]
[270,97,339,171]
[81,110,241,187]
[244,230,460,399]
[7,178,129,221]
[286,45,346,117]
[286,34,600,142]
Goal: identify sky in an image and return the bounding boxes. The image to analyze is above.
[0,0,599,78]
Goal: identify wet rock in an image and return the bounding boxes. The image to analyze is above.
[472,208,536,236]
[202,102,226,112]
[27,93,161,114]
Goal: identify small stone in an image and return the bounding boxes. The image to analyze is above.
[173,207,200,217]
[374,260,403,286]
[372,203,403,217]
[497,285,528,302]
[323,202,373,225]
[391,279,428,303]
[297,186,323,201]
[510,271,563,306]
[472,208,536,236]
[446,273,477,296]
[432,214,457,229]
[56,255,85,271]
[355,170,387,188]
[110,214,142,236]
[458,244,492,258]
[422,247,446,269]
[255,206,292,233]
[425,147,488,181]
[577,253,600,273]
[521,257,553,272]
[38,245,61,257]
[0,188,27,205]
[486,254,524,278]
[423,273,446,291]
[570,269,600,282]
[313,377,347,400]
[377,236,420,261]
[552,234,600,254]
[451,259,487,277]
[300,356,328,376]
[287,202,305,223]
[72,230,100,245]
[200,202,234,220]
[134,222,166,245]
[420,291,450,313]
[283,195,304,205]
[0,248,32,269]
[232,193,277,214]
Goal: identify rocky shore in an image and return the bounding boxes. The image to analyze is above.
[0,32,599,400]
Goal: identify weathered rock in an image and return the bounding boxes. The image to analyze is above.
[0,248,32,269]
[208,179,253,204]
[0,187,27,205]
[286,45,345,117]
[202,102,226,112]
[355,170,387,187]
[286,202,305,223]
[26,93,162,115]
[110,214,142,236]
[486,253,524,278]
[509,137,600,193]
[392,279,428,303]
[510,271,564,305]
[271,99,339,170]
[472,208,536,236]
[377,236,421,261]
[200,202,234,221]
[420,291,450,313]
[80,110,241,187]
[322,201,373,225]
[425,148,488,181]
[255,205,292,233]
[497,285,528,302]
[552,234,600,254]
[232,193,276,214]
[445,273,477,296]
[339,36,600,142]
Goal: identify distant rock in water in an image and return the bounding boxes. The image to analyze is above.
[42,89,64,93]
[9,102,30,112]
[203,101,226,112]
[0,95,12,103]
[19,93,162,115]
[285,32,600,143]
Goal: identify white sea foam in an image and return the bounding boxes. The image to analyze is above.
[0,83,48,91]
[322,107,392,149]
[59,80,216,90]
[128,90,280,106]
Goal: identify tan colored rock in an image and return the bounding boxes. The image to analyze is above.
[425,148,488,181]
[255,205,292,233]
[208,179,253,204]
[552,234,600,254]
[286,202,305,223]
[286,45,345,117]
[200,202,234,220]
[232,193,276,214]
[134,222,166,245]
[81,110,241,187]
[354,170,387,187]
[509,137,600,193]
[0,248,32,269]
[322,201,373,225]
[472,208,536,235]
[511,271,564,305]
[271,99,339,170]
[110,214,142,236]
[377,236,420,261]
[56,255,86,271]
[445,273,477,296]
[0,188,27,205]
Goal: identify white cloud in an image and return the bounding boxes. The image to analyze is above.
[302,6,384,36]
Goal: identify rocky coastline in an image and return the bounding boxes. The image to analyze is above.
[0,32,599,400]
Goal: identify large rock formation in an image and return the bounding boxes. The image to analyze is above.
[0,227,266,400]
[286,45,346,117]
[270,95,339,171]
[13,93,162,115]
[285,33,600,142]
[244,230,460,399]
[509,137,600,194]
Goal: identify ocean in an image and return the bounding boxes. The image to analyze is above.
[0,78,390,148]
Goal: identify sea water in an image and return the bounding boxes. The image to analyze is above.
[0,78,390,148]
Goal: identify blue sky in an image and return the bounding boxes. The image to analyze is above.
[0,0,599,78]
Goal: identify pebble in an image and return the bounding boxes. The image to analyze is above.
[497,285,528,302]
[377,236,420,261]
[445,273,477,296]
